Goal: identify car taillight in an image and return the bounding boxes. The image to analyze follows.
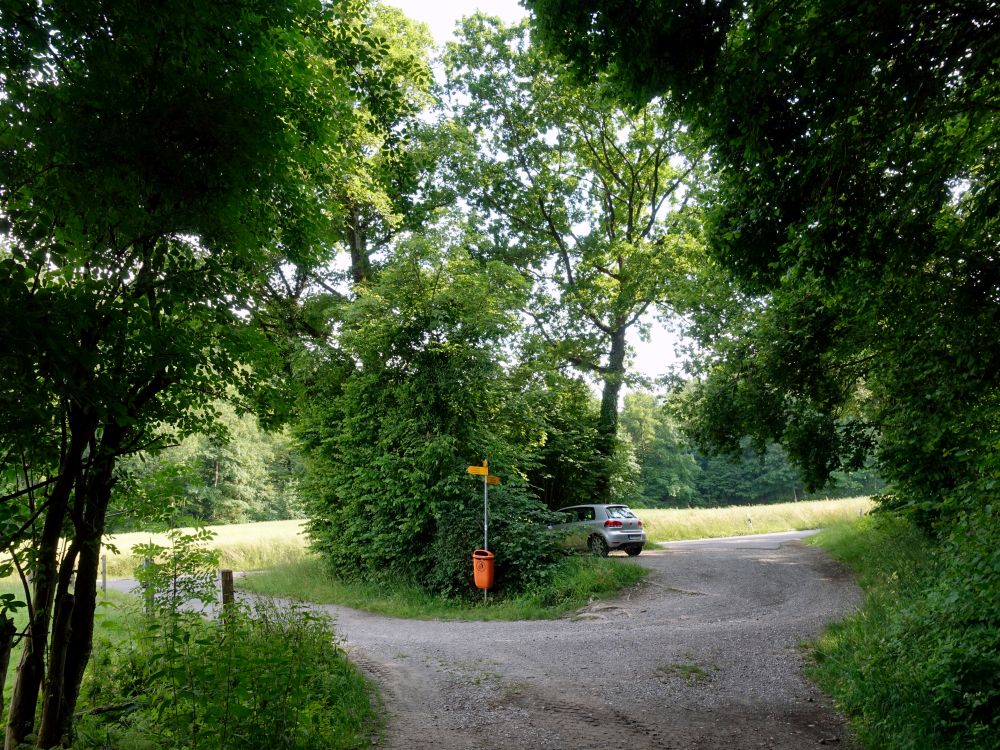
[604,520,623,528]
[638,520,643,527]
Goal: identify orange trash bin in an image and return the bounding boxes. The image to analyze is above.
[472,549,494,590]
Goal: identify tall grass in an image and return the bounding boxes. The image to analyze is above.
[102,519,307,578]
[637,496,873,543]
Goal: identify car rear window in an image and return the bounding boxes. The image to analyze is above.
[606,506,636,519]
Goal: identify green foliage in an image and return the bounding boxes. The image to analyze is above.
[0,0,423,741]
[810,513,1000,749]
[519,374,607,510]
[618,390,882,508]
[530,0,1000,523]
[78,526,377,750]
[620,392,699,506]
[79,602,377,750]
[297,234,564,597]
[132,528,221,612]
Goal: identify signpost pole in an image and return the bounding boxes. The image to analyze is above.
[483,471,489,552]
[466,460,500,603]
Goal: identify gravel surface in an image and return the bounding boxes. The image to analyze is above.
[311,532,862,750]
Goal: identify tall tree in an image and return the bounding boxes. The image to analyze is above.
[0,0,401,744]
[443,16,705,498]
[528,0,1000,518]
[527,6,999,742]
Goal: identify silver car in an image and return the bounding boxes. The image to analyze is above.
[554,504,646,557]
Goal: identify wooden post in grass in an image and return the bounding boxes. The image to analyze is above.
[220,569,235,623]
[101,554,107,595]
[142,557,154,615]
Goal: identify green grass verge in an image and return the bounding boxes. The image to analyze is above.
[638,496,873,543]
[239,553,647,621]
[806,514,1000,749]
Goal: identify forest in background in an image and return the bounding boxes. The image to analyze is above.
[116,390,880,532]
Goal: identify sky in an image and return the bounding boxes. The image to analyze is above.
[384,0,688,385]
[386,0,528,44]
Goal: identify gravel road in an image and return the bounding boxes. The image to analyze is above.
[311,531,861,750]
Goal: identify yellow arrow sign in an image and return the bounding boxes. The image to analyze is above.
[487,475,500,486]
[467,465,488,476]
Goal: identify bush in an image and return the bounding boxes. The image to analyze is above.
[296,240,568,598]
[77,527,377,750]
[425,487,563,598]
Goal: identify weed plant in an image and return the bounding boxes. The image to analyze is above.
[808,513,1000,749]
[240,554,647,621]
[78,601,377,750]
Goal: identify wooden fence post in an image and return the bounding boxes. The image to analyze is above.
[220,569,234,621]
[142,558,154,615]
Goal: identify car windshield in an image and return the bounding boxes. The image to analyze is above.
[606,506,636,519]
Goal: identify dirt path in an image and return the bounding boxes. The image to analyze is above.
[312,532,860,749]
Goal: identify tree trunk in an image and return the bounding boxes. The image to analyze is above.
[594,326,628,500]
[348,205,371,286]
[36,594,74,749]
[37,433,120,749]
[50,528,107,747]
[0,614,17,719]
[4,429,85,750]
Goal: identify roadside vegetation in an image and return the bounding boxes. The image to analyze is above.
[19,533,376,750]
[76,598,377,750]
[100,498,869,621]
[809,516,999,749]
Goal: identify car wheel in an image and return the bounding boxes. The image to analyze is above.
[625,545,643,557]
[588,535,609,557]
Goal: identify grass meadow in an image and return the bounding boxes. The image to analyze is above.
[102,519,308,578]
[637,496,874,543]
[95,497,875,582]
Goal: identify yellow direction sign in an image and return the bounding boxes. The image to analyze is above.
[467,465,488,476]
[486,475,500,486]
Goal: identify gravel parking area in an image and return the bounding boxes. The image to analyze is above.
[316,532,861,749]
